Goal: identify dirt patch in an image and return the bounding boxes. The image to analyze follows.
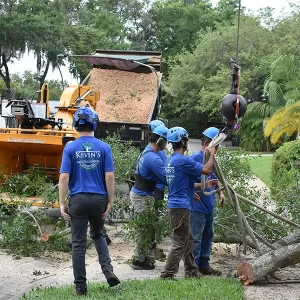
[0,225,299,300]
[87,68,161,123]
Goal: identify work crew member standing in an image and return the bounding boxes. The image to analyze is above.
[148,120,168,202]
[59,105,120,296]
[190,127,225,276]
[160,127,216,279]
[130,125,168,270]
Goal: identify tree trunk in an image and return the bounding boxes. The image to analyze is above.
[38,58,50,102]
[260,230,300,254]
[214,234,257,249]
[237,243,300,285]
[214,230,300,254]
[266,136,271,152]
[0,53,13,99]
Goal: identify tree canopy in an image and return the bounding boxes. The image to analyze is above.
[0,0,300,148]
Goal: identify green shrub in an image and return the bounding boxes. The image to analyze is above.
[271,140,300,180]
[270,140,300,224]
[0,209,72,256]
[123,198,171,253]
[1,214,43,257]
[0,169,59,207]
[103,132,140,185]
[271,140,300,196]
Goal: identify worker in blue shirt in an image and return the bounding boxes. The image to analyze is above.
[59,105,120,296]
[148,120,168,202]
[190,127,225,276]
[130,124,168,270]
[160,127,216,279]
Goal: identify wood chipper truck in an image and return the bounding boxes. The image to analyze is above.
[0,50,163,184]
[71,49,163,148]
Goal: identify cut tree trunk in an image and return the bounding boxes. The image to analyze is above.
[237,242,300,285]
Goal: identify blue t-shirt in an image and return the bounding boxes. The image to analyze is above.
[60,136,114,196]
[190,150,216,214]
[131,145,167,196]
[166,152,203,210]
[156,148,167,191]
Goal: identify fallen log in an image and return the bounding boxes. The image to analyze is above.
[237,242,300,285]
[214,234,257,249]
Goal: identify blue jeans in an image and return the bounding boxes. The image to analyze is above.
[69,193,114,291]
[190,211,214,269]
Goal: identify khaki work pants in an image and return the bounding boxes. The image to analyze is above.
[161,208,198,277]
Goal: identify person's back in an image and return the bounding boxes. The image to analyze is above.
[59,105,120,296]
[167,152,202,210]
[63,136,113,195]
[131,144,167,197]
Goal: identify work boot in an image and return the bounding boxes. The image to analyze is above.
[105,272,121,287]
[130,260,155,270]
[72,288,87,296]
[198,266,222,276]
[160,273,177,280]
[185,271,201,278]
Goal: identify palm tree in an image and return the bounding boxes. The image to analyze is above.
[249,55,297,117]
[241,55,299,151]
[264,102,300,144]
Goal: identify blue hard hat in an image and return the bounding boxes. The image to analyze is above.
[203,127,220,140]
[149,119,164,132]
[167,127,188,143]
[152,125,168,139]
[73,105,99,131]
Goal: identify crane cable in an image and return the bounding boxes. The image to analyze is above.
[234,0,242,130]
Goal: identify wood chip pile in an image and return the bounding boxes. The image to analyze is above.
[87,68,161,123]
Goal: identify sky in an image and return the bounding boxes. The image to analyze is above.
[7,0,299,85]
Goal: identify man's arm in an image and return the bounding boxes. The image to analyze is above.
[59,172,70,220]
[201,148,216,175]
[152,157,168,185]
[215,181,225,207]
[103,171,115,220]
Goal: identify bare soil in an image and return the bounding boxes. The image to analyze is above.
[87,68,161,123]
[0,225,299,300]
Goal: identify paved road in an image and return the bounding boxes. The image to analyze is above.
[176,139,239,153]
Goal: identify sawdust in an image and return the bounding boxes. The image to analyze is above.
[87,68,161,124]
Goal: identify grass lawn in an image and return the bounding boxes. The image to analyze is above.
[247,155,273,187]
[24,277,244,300]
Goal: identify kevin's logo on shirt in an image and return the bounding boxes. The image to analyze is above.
[166,164,175,184]
[75,142,101,170]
